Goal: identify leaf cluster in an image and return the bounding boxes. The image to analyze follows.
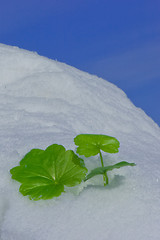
[10,134,135,200]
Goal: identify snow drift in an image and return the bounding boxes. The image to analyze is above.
[0,43,160,240]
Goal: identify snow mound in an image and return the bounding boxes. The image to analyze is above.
[0,43,160,240]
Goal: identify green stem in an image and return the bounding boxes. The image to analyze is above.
[99,151,108,186]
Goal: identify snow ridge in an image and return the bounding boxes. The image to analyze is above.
[0,44,160,240]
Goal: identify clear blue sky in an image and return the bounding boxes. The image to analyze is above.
[0,0,160,125]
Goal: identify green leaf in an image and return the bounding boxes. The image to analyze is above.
[74,134,120,157]
[85,161,136,181]
[10,144,88,200]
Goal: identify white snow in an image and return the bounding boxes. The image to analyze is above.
[0,43,160,240]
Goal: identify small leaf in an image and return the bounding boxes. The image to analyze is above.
[74,134,120,157]
[10,144,88,200]
[85,161,136,181]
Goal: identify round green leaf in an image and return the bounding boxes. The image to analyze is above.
[10,144,88,200]
[74,134,120,157]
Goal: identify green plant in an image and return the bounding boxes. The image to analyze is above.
[74,134,135,186]
[10,144,87,200]
[10,134,135,200]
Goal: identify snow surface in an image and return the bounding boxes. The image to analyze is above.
[0,43,160,240]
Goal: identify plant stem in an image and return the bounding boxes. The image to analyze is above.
[99,150,108,186]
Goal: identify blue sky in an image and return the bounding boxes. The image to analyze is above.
[0,0,160,125]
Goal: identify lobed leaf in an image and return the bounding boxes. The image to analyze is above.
[10,144,88,200]
[74,134,120,157]
[85,161,136,181]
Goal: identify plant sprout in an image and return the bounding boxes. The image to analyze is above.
[74,134,135,186]
[10,134,135,200]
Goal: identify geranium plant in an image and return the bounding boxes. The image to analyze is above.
[74,134,135,186]
[10,134,135,200]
